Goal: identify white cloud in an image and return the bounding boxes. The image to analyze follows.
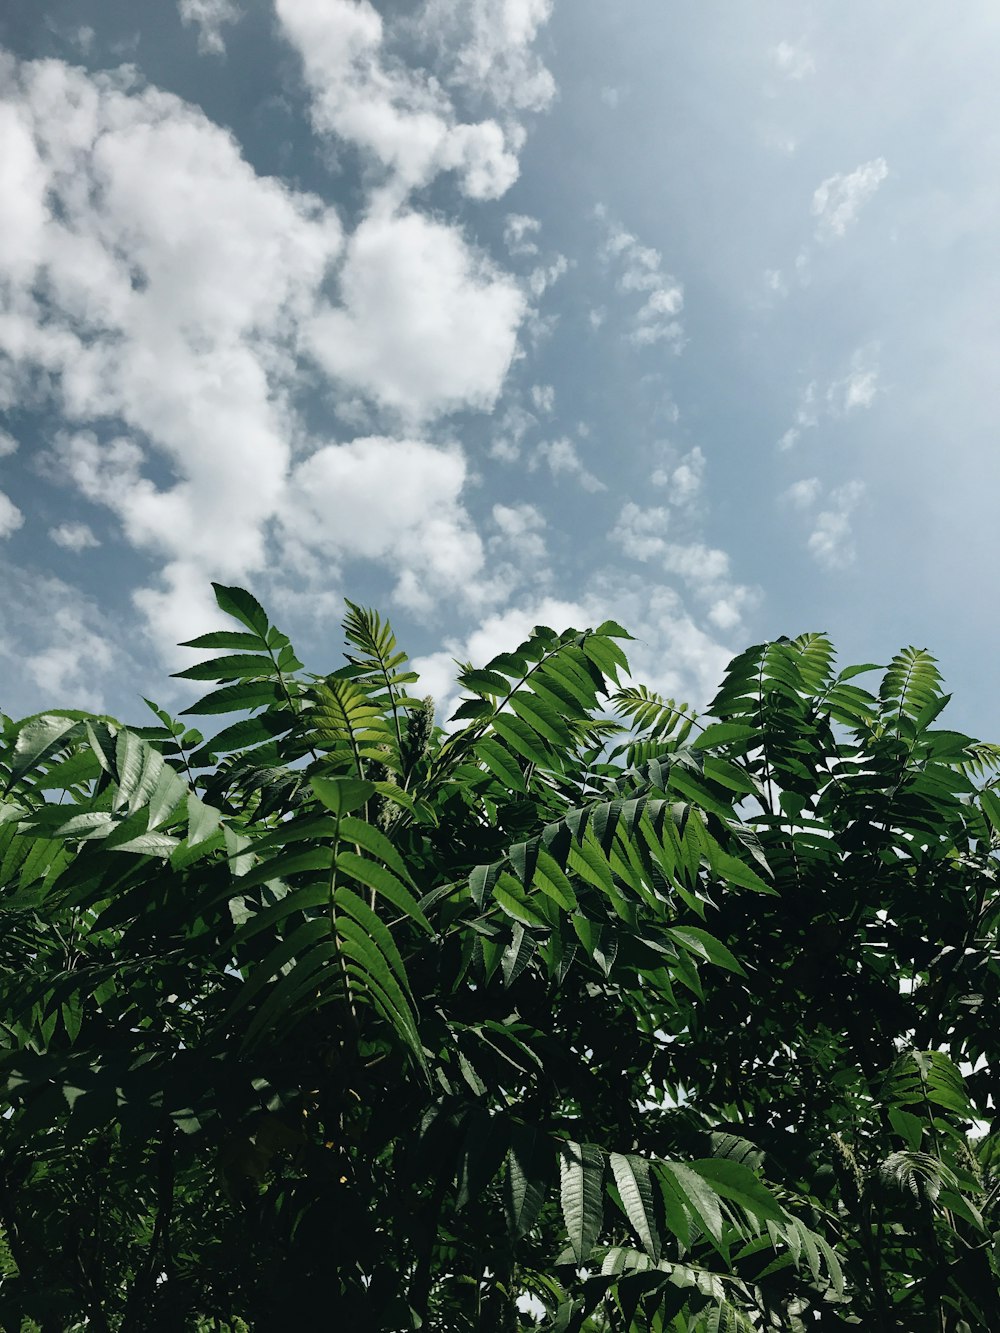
[532,437,605,492]
[275,0,523,203]
[0,492,23,539]
[178,0,241,55]
[308,210,525,421]
[777,382,818,450]
[492,501,547,564]
[610,502,669,561]
[26,609,114,707]
[597,208,685,349]
[504,213,541,256]
[0,564,125,715]
[780,477,821,509]
[651,445,705,507]
[0,55,340,654]
[0,429,18,457]
[828,349,880,413]
[611,502,756,631]
[489,401,536,462]
[0,53,538,659]
[49,521,101,551]
[283,436,486,612]
[415,0,556,114]
[812,158,889,241]
[772,41,815,80]
[527,253,568,298]
[807,480,866,569]
[778,349,879,449]
[530,383,555,414]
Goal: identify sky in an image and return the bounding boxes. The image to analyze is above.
[2,1,1000,738]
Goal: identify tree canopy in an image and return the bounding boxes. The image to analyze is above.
[1,585,998,1331]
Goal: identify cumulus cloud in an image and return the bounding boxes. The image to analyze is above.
[275,0,522,203]
[651,445,705,507]
[807,480,866,569]
[0,492,24,539]
[610,502,670,561]
[415,0,556,113]
[531,437,605,492]
[491,501,547,565]
[0,55,350,653]
[596,207,685,349]
[530,383,555,414]
[812,158,889,240]
[489,400,536,462]
[0,563,130,715]
[49,521,101,551]
[0,49,541,660]
[504,213,541,256]
[283,436,486,613]
[527,253,568,299]
[828,349,880,413]
[178,0,241,55]
[772,41,815,80]
[777,383,819,451]
[778,348,879,449]
[0,429,18,457]
[308,210,524,421]
[780,477,821,509]
[610,501,756,631]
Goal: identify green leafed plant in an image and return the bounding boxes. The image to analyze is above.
[0,591,997,1330]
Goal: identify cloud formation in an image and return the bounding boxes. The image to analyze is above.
[283,436,486,613]
[308,210,525,421]
[275,0,523,203]
[597,207,685,349]
[812,158,889,240]
[49,521,101,551]
[178,0,241,55]
[807,480,866,568]
[0,32,544,661]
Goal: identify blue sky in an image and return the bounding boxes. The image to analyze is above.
[2,1,999,737]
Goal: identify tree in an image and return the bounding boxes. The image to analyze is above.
[0,585,997,1331]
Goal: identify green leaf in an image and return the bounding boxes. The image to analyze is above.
[8,716,77,786]
[335,816,415,886]
[660,1161,723,1251]
[335,885,411,993]
[476,737,527,793]
[336,850,432,933]
[492,714,554,769]
[692,723,758,751]
[505,1126,550,1240]
[311,776,375,817]
[493,875,550,930]
[182,681,281,716]
[178,630,269,650]
[172,653,275,682]
[666,927,746,977]
[228,884,332,947]
[224,917,331,1022]
[689,1159,784,1224]
[559,1141,604,1263]
[609,1152,660,1262]
[212,583,270,638]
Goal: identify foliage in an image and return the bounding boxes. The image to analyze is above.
[0,590,998,1331]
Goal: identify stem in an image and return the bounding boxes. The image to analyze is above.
[329,816,360,1041]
